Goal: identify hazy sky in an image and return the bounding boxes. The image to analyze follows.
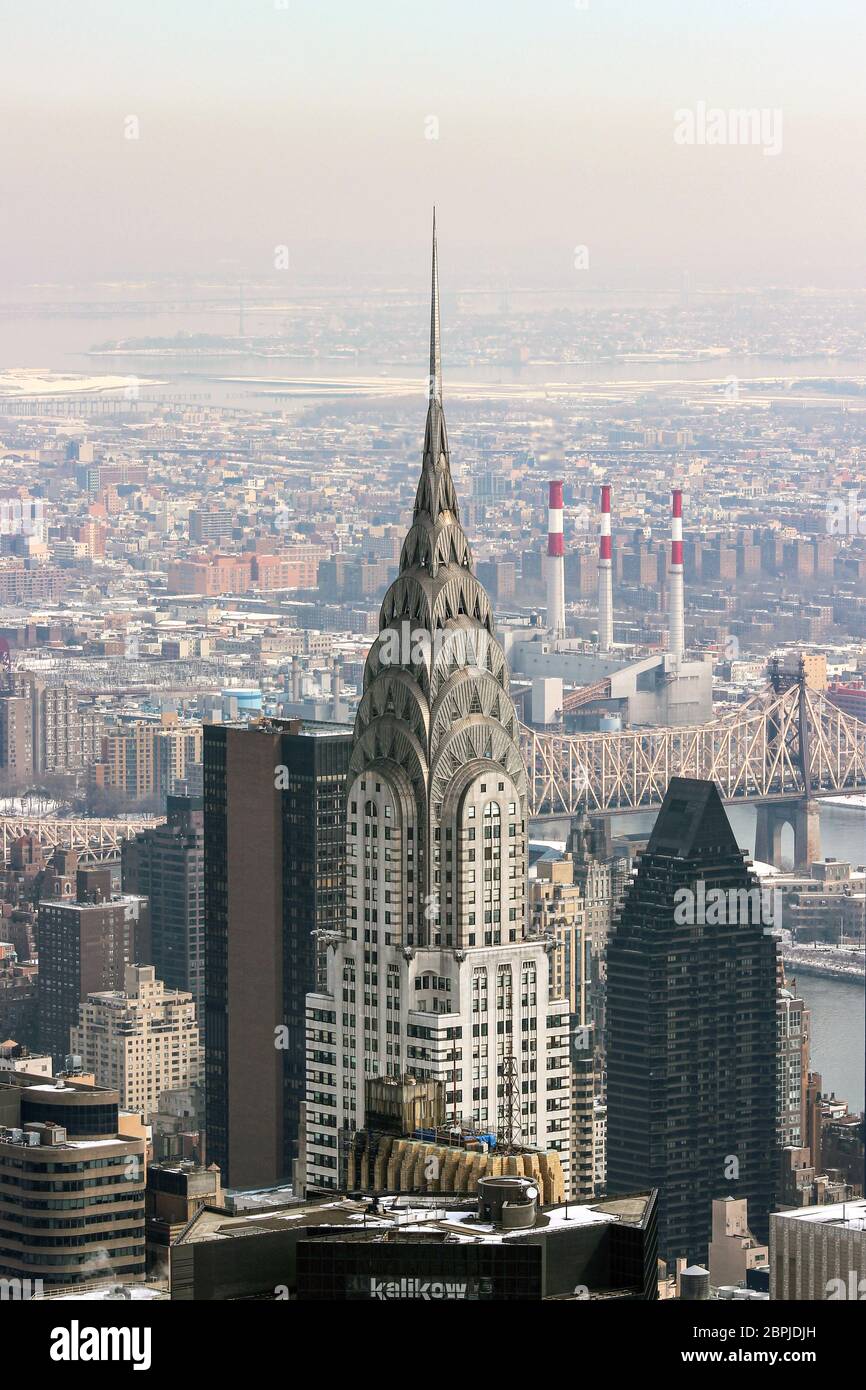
[1,0,864,288]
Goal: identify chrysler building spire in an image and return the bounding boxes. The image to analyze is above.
[415,208,455,535]
[304,221,572,1198]
[429,207,442,405]
[405,212,466,571]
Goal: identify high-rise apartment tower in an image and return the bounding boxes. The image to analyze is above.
[606,777,777,1263]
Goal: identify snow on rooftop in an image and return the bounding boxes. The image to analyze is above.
[778,1198,866,1229]
[43,1285,166,1301]
[187,1191,647,1246]
[750,859,781,877]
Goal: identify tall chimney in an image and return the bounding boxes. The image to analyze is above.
[597,484,613,652]
[546,480,566,640]
[669,488,685,661]
[291,657,302,705]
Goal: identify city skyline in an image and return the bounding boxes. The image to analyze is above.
[0,2,863,1332]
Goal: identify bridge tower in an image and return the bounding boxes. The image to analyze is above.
[754,659,821,869]
[754,798,821,870]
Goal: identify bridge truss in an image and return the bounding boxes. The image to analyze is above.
[521,681,866,817]
[1,686,863,860]
[0,816,162,866]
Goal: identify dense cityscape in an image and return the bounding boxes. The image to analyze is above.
[1,0,865,1365]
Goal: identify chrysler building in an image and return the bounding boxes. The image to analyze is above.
[303,217,572,1193]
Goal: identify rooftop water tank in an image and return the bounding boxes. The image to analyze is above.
[221,688,262,713]
[680,1266,711,1301]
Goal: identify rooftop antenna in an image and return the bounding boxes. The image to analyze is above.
[451,1046,458,1127]
[498,1044,521,1150]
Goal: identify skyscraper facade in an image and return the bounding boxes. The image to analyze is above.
[0,1071,147,1288]
[606,776,778,1263]
[777,966,811,1151]
[37,867,150,1068]
[303,222,572,1194]
[122,795,205,1023]
[71,964,201,1122]
[204,717,352,1189]
[0,692,32,788]
[527,849,593,1198]
[10,673,82,774]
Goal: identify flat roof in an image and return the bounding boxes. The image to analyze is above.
[37,1284,166,1302]
[178,1190,655,1247]
[774,1198,866,1231]
[221,718,352,737]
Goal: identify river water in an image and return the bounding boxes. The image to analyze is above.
[2,302,866,405]
[751,803,864,1112]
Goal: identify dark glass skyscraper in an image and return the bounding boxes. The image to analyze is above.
[203,718,352,1189]
[606,776,778,1264]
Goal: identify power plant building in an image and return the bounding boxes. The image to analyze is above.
[506,487,713,727]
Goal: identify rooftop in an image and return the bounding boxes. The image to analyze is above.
[222,716,352,738]
[774,1198,866,1231]
[178,1190,655,1247]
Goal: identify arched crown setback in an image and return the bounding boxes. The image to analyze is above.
[351,213,527,926]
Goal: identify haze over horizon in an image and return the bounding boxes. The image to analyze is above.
[1,0,864,290]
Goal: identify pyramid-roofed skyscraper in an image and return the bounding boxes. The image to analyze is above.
[303,217,573,1194]
[606,776,778,1264]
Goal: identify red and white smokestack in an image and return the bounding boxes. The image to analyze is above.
[546,480,566,640]
[597,484,613,652]
[669,488,685,661]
